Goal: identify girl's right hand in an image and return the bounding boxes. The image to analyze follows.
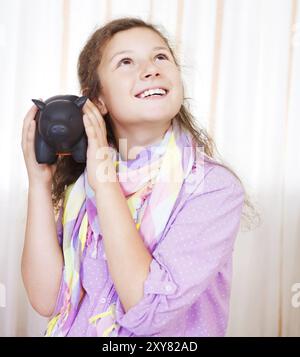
[21,100,57,187]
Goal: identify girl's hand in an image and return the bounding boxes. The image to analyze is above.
[82,99,115,192]
[21,99,57,187]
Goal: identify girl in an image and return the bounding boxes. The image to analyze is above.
[21,17,252,337]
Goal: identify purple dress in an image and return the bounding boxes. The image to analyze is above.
[51,157,244,337]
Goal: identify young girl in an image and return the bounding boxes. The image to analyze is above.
[21,17,249,337]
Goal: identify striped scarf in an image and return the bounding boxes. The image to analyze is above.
[45,118,199,336]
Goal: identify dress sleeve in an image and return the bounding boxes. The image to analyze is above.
[115,165,245,336]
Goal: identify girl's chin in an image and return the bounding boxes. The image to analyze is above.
[135,116,171,122]
[117,117,170,126]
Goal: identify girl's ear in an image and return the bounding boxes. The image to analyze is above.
[97,96,108,116]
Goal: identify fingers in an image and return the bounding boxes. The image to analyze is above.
[84,114,106,152]
[21,104,38,151]
[84,99,105,129]
[21,98,42,157]
[26,119,37,161]
[83,114,97,140]
[83,99,107,144]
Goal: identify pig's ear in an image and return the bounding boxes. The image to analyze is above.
[32,99,46,110]
[74,96,88,109]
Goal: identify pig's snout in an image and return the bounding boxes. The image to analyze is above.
[50,124,68,136]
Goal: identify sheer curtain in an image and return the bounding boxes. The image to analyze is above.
[0,0,299,337]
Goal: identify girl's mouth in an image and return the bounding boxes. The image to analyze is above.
[135,90,169,100]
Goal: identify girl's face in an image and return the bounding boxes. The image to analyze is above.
[97,27,183,128]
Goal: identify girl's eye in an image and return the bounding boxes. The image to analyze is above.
[118,53,169,67]
[155,53,169,60]
[119,58,132,66]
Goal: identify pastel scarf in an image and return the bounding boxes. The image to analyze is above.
[45,118,200,337]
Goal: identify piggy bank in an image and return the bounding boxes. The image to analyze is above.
[32,95,88,164]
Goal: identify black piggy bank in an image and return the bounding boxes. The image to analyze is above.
[32,95,88,164]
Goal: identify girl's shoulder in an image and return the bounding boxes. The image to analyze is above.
[183,154,244,199]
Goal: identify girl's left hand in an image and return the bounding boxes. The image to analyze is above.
[82,99,115,192]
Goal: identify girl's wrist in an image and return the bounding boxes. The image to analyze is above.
[28,179,52,192]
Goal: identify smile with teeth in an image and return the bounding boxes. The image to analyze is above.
[136,88,168,99]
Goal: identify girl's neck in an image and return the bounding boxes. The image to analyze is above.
[115,121,172,161]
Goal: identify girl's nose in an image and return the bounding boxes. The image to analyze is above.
[140,63,161,79]
[141,60,160,78]
[143,71,160,79]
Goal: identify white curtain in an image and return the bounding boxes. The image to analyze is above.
[0,0,299,337]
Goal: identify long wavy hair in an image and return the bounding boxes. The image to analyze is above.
[52,17,260,232]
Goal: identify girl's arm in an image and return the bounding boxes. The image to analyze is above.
[95,177,153,313]
[21,102,65,318]
[21,181,63,317]
[82,101,153,313]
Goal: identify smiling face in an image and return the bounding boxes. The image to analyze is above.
[97,27,184,131]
